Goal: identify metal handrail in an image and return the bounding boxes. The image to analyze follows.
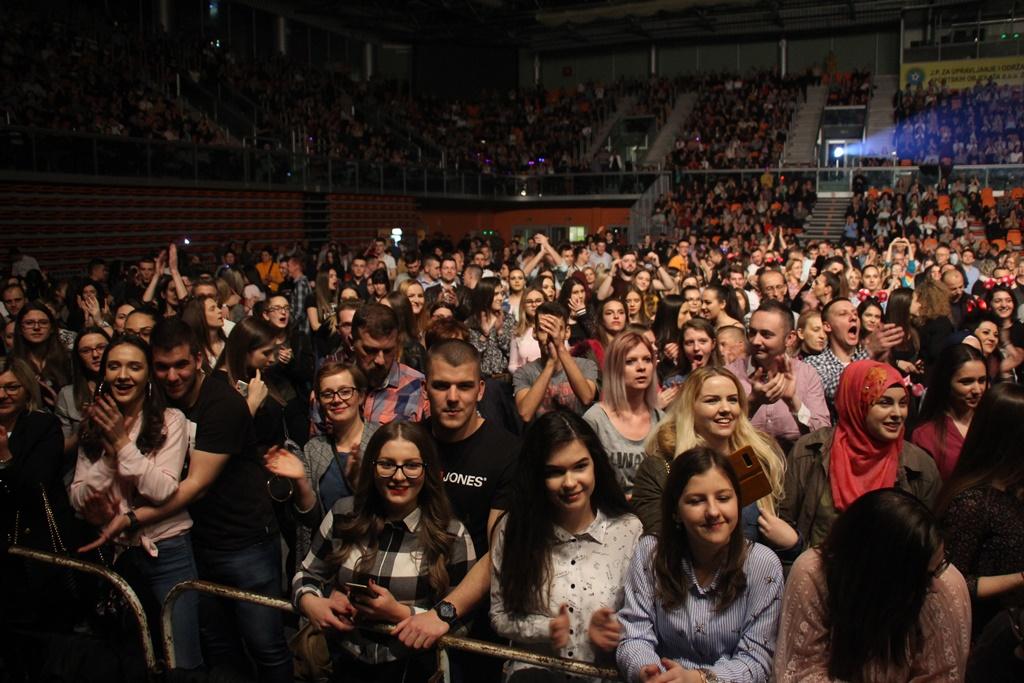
[7,546,160,676]
[162,579,620,680]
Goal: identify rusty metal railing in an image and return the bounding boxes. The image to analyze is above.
[7,546,160,677]
[162,579,621,680]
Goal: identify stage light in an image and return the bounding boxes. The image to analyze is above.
[833,146,845,159]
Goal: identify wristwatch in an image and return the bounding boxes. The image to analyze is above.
[125,509,140,532]
[434,600,458,625]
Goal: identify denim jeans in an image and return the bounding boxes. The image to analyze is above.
[193,536,293,683]
[126,533,203,670]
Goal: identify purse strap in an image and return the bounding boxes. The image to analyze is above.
[40,483,68,555]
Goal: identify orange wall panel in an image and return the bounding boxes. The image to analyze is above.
[419,206,630,240]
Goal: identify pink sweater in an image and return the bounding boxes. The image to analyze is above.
[70,408,191,556]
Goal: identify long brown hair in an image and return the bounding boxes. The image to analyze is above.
[654,447,748,611]
[329,421,458,596]
[79,336,168,463]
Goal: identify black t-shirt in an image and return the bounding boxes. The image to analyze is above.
[428,418,518,556]
[185,371,277,550]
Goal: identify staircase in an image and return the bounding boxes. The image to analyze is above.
[628,173,671,244]
[584,95,635,162]
[862,74,899,157]
[783,85,828,166]
[643,92,697,167]
[800,196,850,242]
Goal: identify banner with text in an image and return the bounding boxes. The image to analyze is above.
[901,56,1024,89]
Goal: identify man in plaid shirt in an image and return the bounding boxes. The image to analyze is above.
[286,255,312,335]
[352,304,428,424]
[806,298,904,412]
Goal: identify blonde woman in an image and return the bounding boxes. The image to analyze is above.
[631,366,802,561]
[398,279,430,343]
[509,286,544,374]
[583,331,663,499]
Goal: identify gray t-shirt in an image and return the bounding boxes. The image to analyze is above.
[583,404,664,498]
[512,356,599,418]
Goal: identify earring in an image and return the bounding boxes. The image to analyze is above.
[146,382,152,399]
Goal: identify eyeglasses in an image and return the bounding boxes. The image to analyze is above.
[0,383,23,395]
[374,460,425,479]
[21,319,50,328]
[319,387,357,402]
[79,344,109,356]
[266,305,291,313]
[524,298,545,305]
[930,555,951,579]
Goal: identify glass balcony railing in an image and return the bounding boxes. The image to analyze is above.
[0,127,659,199]
[6,126,1024,199]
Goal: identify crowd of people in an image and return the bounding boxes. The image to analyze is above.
[0,9,229,146]
[668,71,801,170]
[2,215,1024,683]
[894,79,1024,165]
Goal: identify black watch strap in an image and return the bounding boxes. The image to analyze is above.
[434,600,458,625]
[125,509,140,532]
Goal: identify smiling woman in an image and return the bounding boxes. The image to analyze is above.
[617,448,783,683]
[781,360,941,546]
[292,421,475,683]
[490,411,640,682]
[70,336,202,669]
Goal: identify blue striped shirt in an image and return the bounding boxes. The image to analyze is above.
[616,535,783,683]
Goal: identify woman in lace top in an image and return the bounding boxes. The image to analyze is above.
[775,489,970,682]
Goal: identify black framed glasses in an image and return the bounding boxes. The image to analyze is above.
[319,387,357,402]
[266,305,291,313]
[0,383,23,395]
[374,460,425,479]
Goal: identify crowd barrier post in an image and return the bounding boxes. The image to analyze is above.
[6,545,161,678]
[161,579,621,680]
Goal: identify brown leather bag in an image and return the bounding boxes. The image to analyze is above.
[728,445,773,505]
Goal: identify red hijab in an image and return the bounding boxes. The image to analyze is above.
[829,360,908,511]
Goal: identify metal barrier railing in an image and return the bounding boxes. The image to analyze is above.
[163,579,621,680]
[7,546,160,677]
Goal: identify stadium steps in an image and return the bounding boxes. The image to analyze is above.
[643,91,697,168]
[862,74,899,157]
[783,85,828,166]
[800,196,849,241]
[585,95,636,162]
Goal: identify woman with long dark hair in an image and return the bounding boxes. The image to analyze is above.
[70,335,202,670]
[617,448,783,682]
[307,266,340,359]
[180,295,227,371]
[12,302,71,409]
[557,275,597,347]
[55,325,110,456]
[936,383,1024,646]
[466,276,516,378]
[912,344,987,480]
[490,411,640,681]
[260,293,315,399]
[774,489,970,682]
[386,291,427,373]
[651,294,685,382]
[885,287,923,377]
[700,284,744,330]
[293,421,476,683]
[985,284,1024,382]
[660,317,724,388]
